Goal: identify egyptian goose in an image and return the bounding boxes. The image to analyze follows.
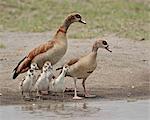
[34,61,54,97]
[13,13,86,79]
[51,64,69,97]
[56,39,112,100]
[20,69,35,99]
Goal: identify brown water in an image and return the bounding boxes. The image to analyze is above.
[0,99,149,120]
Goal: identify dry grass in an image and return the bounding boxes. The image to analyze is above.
[0,0,149,40]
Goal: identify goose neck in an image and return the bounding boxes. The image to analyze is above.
[62,18,72,32]
[54,19,72,38]
[60,70,66,78]
[92,46,98,53]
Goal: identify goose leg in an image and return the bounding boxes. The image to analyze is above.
[21,91,25,99]
[29,91,31,98]
[21,90,24,96]
[29,90,34,100]
[62,92,64,100]
[36,90,42,100]
[47,86,50,95]
[73,78,82,100]
[82,79,96,98]
[55,87,57,100]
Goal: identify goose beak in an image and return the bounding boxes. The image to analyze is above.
[105,45,112,52]
[35,67,39,70]
[49,66,53,69]
[79,20,86,24]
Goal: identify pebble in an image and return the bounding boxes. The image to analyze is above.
[32,103,35,106]
[131,86,135,89]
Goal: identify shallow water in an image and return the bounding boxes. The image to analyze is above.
[0,99,149,120]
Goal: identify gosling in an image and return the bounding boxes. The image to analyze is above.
[34,61,55,97]
[20,69,35,99]
[30,63,39,85]
[51,65,69,98]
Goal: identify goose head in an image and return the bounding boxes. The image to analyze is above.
[30,63,39,70]
[43,61,53,72]
[27,69,34,78]
[66,13,86,24]
[63,64,69,72]
[93,40,112,52]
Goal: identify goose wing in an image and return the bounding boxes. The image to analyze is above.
[56,58,79,71]
[13,41,55,79]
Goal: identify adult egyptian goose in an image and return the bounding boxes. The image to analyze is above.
[13,13,86,79]
[56,39,112,100]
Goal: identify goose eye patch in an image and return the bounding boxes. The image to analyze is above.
[30,69,34,72]
[75,14,81,18]
[102,41,107,45]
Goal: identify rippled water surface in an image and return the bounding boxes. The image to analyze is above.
[0,99,149,120]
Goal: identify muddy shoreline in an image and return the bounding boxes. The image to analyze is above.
[0,88,150,105]
[0,32,150,105]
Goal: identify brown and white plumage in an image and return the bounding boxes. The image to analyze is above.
[51,64,69,93]
[30,63,39,85]
[20,69,35,98]
[13,13,86,79]
[56,39,112,99]
[50,64,69,99]
[34,61,54,96]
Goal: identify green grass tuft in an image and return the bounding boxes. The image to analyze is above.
[0,43,6,48]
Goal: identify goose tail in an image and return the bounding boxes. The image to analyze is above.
[12,56,26,79]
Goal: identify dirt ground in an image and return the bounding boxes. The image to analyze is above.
[0,32,150,105]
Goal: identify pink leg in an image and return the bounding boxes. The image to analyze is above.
[82,79,96,98]
[73,78,82,100]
